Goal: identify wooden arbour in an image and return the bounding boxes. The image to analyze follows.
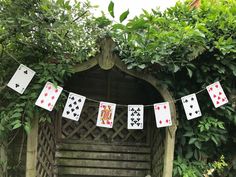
[25,37,177,177]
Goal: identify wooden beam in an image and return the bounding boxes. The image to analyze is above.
[58,167,147,176]
[72,56,98,73]
[56,151,151,161]
[26,117,39,177]
[162,127,176,177]
[57,159,151,169]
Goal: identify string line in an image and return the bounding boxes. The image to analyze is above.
[3,50,219,108]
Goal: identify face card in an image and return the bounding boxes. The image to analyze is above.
[96,102,116,128]
[62,93,86,121]
[181,93,202,120]
[206,81,228,108]
[35,82,63,111]
[7,64,35,94]
[154,102,172,128]
[127,105,144,129]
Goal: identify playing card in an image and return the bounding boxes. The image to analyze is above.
[62,93,86,121]
[154,102,172,128]
[35,82,63,111]
[206,81,228,108]
[181,93,202,120]
[96,102,116,128]
[127,105,144,129]
[7,64,35,94]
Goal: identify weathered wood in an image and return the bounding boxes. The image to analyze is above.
[57,159,150,169]
[58,167,147,177]
[58,37,178,177]
[56,151,151,161]
[36,121,56,177]
[57,143,150,153]
[26,117,39,177]
[162,127,176,177]
[98,37,116,70]
[60,104,149,145]
[72,56,98,73]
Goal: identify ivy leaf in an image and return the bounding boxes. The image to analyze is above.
[174,65,180,72]
[185,151,193,159]
[11,113,21,118]
[138,64,146,69]
[189,137,197,144]
[24,123,31,134]
[12,122,22,130]
[187,68,193,78]
[183,131,194,137]
[194,141,202,149]
[119,10,129,23]
[108,1,115,18]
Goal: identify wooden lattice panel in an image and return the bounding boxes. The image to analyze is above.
[60,102,149,145]
[36,121,56,177]
[151,128,165,177]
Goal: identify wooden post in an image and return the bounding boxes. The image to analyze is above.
[0,141,7,177]
[26,117,39,177]
[162,127,177,177]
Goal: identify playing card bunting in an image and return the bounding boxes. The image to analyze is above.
[5,61,230,129]
[128,105,144,129]
[7,64,35,94]
[154,102,172,128]
[96,102,116,128]
[206,81,228,108]
[62,93,86,121]
[35,82,63,111]
[181,93,202,120]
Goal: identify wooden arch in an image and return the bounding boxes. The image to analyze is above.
[25,37,178,177]
[72,37,178,177]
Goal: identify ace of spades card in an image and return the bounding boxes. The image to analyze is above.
[206,81,228,108]
[96,102,116,128]
[181,93,202,120]
[154,102,172,128]
[62,93,86,121]
[35,82,63,111]
[127,105,144,129]
[7,64,35,94]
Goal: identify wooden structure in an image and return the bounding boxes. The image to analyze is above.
[25,37,178,177]
[190,0,201,9]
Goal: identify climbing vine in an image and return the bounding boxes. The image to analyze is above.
[0,0,236,176]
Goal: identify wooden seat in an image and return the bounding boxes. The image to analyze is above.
[56,143,151,177]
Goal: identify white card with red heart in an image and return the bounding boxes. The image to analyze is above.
[206,81,228,108]
[35,82,63,111]
[96,102,116,128]
[154,102,172,128]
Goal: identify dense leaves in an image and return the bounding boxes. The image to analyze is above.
[0,0,235,176]
[109,0,236,176]
[0,0,107,139]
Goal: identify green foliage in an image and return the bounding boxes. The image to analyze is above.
[0,0,107,140]
[108,0,236,176]
[108,1,114,18]
[0,0,235,176]
[212,155,228,174]
[173,156,207,177]
[119,10,129,23]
